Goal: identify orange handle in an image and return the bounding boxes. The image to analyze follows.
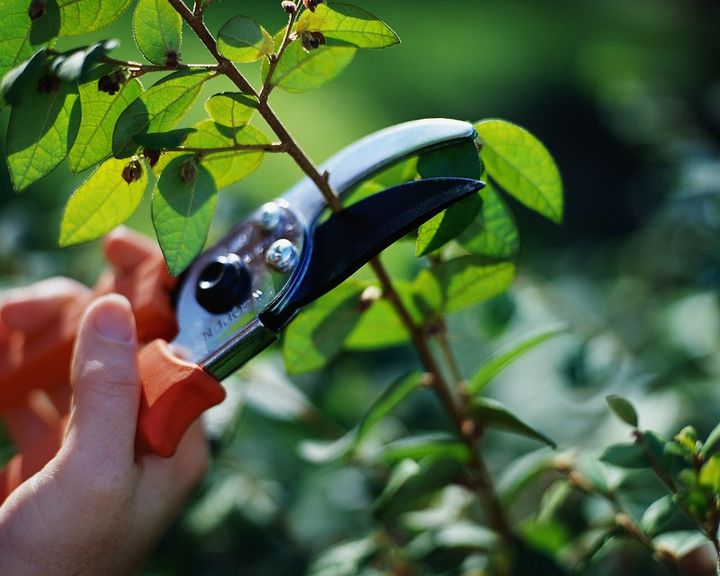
[136,340,226,457]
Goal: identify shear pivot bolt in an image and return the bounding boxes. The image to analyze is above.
[257,202,283,232]
[196,254,252,314]
[266,239,299,273]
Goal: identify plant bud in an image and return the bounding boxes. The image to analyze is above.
[180,158,198,184]
[121,158,143,184]
[143,148,161,168]
[97,74,120,95]
[165,50,179,68]
[281,1,297,15]
[300,30,326,52]
[303,0,323,11]
[28,0,45,20]
[37,74,60,94]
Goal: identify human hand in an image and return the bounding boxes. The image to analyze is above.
[0,230,209,575]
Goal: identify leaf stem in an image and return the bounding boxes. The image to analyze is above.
[99,55,218,77]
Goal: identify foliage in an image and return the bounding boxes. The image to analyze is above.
[2,1,720,575]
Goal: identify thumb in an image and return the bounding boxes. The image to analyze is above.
[65,294,139,464]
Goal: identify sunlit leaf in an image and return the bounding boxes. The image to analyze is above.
[283,281,367,374]
[432,256,515,314]
[182,120,269,189]
[372,459,422,515]
[415,140,483,256]
[1,49,48,106]
[468,325,568,395]
[112,69,210,158]
[475,119,563,223]
[217,15,273,63]
[296,3,400,49]
[472,397,556,448]
[60,157,148,245]
[406,522,499,558]
[262,34,356,93]
[133,0,182,65]
[459,183,519,258]
[699,455,720,493]
[205,92,257,127]
[69,73,142,173]
[6,74,79,191]
[151,155,217,275]
[0,0,59,100]
[606,394,639,428]
[58,0,133,36]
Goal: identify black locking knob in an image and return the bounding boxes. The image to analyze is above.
[196,254,252,314]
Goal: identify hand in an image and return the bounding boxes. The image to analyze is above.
[0,230,209,575]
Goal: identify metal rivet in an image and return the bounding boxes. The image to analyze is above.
[257,202,282,232]
[266,239,299,273]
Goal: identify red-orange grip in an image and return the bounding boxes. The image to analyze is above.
[136,340,226,458]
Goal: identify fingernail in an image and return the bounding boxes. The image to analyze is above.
[93,296,134,342]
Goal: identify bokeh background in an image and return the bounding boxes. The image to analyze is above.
[2,0,720,573]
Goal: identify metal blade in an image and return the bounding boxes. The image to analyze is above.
[260,177,484,330]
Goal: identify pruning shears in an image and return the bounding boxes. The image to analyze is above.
[0,118,482,462]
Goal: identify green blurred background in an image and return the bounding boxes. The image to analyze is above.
[2,0,720,573]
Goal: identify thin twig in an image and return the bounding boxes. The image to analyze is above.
[162,143,287,155]
[166,0,514,547]
[259,1,302,102]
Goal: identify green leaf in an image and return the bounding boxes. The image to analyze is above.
[380,433,470,464]
[283,281,367,374]
[217,15,273,63]
[112,69,210,159]
[307,535,377,576]
[69,73,142,173]
[641,495,677,537]
[299,371,424,463]
[432,256,516,314]
[344,280,422,350]
[468,325,568,395]
[0,0,59,100]
[653,531,709,560]
[475,119,563,223]
[458,183,519,258]
[49,40,119,83]
[59,157,148,245]
[6,76,80,191]
[133,128,195,148]
[606,394,639,428]
[205,92,257,127]
[699,455,720,493]
[183,120,269,189]
[151,155,218,275]
[372,459,422,516]
[598,443,648,469]
[472,397,556,448]
[498,449,556,506]
[296,3,400,49]
[701,422,720,458]
[132,0,182,65]
[415,140,483,256]
[58,0,132,36]
[262,34,356,93]
[1,48,48,106]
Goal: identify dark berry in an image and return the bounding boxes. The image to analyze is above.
[121,158,143,184]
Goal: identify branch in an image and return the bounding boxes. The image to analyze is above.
[163,143,287,155]
[260,1,302,102]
